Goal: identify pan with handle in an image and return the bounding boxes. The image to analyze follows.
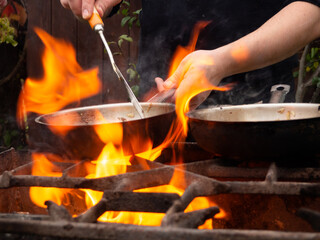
[32,102,175,160]
[187,85,320,162]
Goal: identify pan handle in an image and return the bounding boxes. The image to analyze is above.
[269,84,290,103]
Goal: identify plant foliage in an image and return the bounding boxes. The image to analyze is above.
[0,17,18,47]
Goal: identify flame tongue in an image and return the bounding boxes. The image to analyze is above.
[168,21,233,135]
[22,26,226,229]
[17,27,101,124]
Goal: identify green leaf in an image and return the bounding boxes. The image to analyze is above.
[121,8,129,16]
[131,85,139,96]
[306,66,311,72]
[119,34,133,42]
[128,16,137,29]
[127,68,137,80]
[292,71,299,78]
[121,16,131,27]
[135,19,140,27]
[133,9,142,15]
[118,38,124,48]
[0,17,18,47]
[122,0,130,7]
[314,61,319,69]
[306,53,311,62]
[317,81,320,88]
[312,77,320,85]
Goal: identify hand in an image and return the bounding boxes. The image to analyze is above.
[60,0,121,19]
[156,49,228,111]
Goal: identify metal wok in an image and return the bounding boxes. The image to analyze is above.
[187,103,320,162]
[33,102,175,160]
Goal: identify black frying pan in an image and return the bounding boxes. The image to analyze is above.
[187,103,320,162]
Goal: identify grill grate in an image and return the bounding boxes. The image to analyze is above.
[0,146,319,239]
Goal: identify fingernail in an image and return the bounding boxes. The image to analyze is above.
[82,9,90,19]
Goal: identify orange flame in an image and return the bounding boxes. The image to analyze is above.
[23,28,226,228]
[17,28,101,125]
[167,22,233,135]
[29,153,71,208]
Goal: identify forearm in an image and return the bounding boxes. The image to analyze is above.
[217,1,320,79]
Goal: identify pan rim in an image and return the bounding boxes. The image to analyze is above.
[187,103,320,123]
[35,102,176,126]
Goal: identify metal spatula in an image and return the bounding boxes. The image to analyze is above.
[88,8,145,118]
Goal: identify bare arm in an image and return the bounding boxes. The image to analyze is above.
[221,1,320,77]
[161,1,320,107]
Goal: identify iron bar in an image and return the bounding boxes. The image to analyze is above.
[0,166,319,196]
[0,218,319,240]
[176,159,320,180]
[75,191,180,223]
[161,207,219,228]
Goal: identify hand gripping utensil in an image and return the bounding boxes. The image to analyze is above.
[147,88,176,103]
[88,8,145,118]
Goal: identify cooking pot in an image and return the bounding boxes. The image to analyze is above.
[32,102,175,160]
[187,103,320,162]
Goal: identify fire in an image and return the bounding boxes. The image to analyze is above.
[165,21,233,135]
[17,27,101,127]
[29,153,72,208]
[21,27,226,229]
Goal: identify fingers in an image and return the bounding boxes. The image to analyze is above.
[163,55,191,90]
[155,77,165,92]
[95,0,121,17]
[60,0,94,19]
[60,0,70,9]
[82,0,95,19]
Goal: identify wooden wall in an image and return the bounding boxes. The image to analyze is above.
[25,0,141,106]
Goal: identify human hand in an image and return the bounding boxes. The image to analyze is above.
[156,49,229,111]
[60,0,121,19]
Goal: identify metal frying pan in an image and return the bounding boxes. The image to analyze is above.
[32,103,175,160]
[187,103,320,162]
